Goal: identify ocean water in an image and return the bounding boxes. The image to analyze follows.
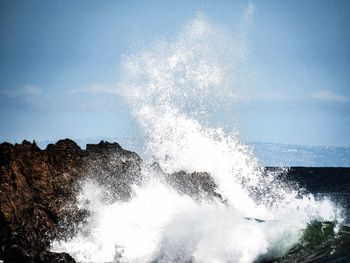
[253,143,350,167]
[280,167,350,224]
[268,167,350,262]
[51,12,350,263]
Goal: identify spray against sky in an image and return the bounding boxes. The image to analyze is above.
[51,13,342,262]
[0,0,350,147]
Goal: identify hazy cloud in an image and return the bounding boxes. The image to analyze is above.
[244,2,256,24]
[1,85,42,97]
[70,83,121,96]
[88,84,120,95]
[232,90,301,103]
[311,90,350,103]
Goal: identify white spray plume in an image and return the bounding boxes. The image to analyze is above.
[51,9,342,263]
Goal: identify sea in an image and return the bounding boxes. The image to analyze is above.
[266,167,350,262]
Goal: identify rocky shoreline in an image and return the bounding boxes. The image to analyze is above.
[3,139,349,263]
[0,139,143,262]
[0,139,219,263]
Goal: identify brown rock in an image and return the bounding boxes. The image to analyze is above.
[0,139,142,263]
[0,139,218,262]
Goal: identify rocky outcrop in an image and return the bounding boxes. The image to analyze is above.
[0,139,219,263]
[166,170,222,200]
[149,162,222,200]
[0,139,142,263]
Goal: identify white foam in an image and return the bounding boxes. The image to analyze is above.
[52,178,338,262]
[51,12,342,263]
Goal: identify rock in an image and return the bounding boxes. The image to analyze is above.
[167,170,222,200]
[0,139,142,263]
[0,139,219,262]
[84,141,142,202]
[150,162,222,200]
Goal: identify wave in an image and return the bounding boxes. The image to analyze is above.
[51,10,346,263]
[268,220,350,263]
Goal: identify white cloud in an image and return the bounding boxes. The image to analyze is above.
[88,84,120,95]
[0,85,42,97]
[310,90,350,103]
[231,89,301,103]
[22,85,41,95]
[244,2,256,24]
[70,83,122,96]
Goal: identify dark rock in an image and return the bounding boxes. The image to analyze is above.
[35,251,76,263]
[84,141,142,202]
[150,162,222,200]
[0,138,220,262]
[166,170,222,200]
[0,139,142,263]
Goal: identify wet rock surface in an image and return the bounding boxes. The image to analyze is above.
[0,139,219,263]
[166,170,222,200]
[149,162,222,200]
[0,139,142,263]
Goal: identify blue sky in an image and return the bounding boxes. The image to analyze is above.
[1,0,350,146]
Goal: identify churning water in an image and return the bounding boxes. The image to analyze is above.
[51,11,345,263]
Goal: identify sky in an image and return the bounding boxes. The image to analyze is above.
[1,0,350,147]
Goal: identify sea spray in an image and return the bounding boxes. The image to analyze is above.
[51,12,342,263]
